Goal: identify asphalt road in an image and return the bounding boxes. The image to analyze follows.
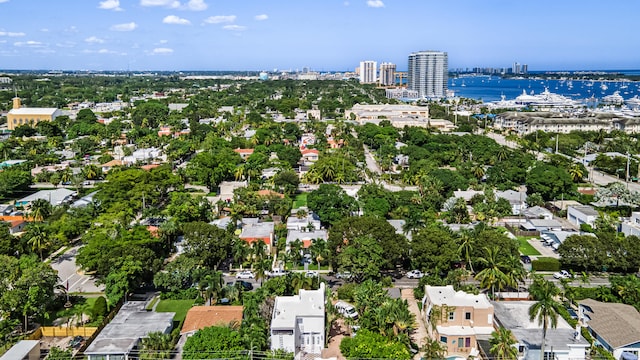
[50,245,104,294]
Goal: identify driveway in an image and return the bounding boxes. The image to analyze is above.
[401,288,428,360]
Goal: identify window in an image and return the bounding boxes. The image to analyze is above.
[465,312,471,320]
[448,311,455,321]
[440,336,447,343]
[465,337,471,347]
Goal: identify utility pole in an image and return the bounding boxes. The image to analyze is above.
[555,134,559,153]
[626,152,631,189]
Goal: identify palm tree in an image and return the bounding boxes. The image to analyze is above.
[421,337,447,360]
[496,147,509,162]
[82,164,100,180]
[474,246,508,299]
[472,164,485,180]
[26,224,51,261]
[29,198,52,222]
[490,327,518,360]
[568,163,584,183]
[200,271,224,305]
[457,229,475,274]
[528,278,562,360]
[140,331,174,359]
[503,254,527,294]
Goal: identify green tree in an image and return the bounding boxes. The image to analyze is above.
[474,246,508,298]
[529,278,562,360]
[337,235,385,283]
[525,163,576,201]
[25,224,51,261]
[490,327,518,360]
[140,331,175,359]
[182,222,233,270]
[307,184,357,226]
[340,329,411,360]
[183,325,244,359]
[131,100,169,128]
[29,198,52,223]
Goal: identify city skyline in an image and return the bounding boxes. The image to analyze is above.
[0,0,639,72]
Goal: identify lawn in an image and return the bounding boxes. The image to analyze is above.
[517,236,541,256]
[155,299,195,323]
[293,193,307,208]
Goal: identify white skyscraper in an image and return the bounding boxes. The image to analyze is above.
[379,62,396,86]
[407,50,448,98]
[359,61,377,84]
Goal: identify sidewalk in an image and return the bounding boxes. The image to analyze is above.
[401,288,428,360]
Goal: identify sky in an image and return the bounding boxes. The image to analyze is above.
[0,0,639,72]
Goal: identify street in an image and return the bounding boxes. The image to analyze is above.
[49,246,104,294]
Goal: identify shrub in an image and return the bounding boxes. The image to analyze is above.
[532,257,560,271]
[381,276,393,287]
[336,283,357,302]
[92,296,108,319]
[160,288,199,300]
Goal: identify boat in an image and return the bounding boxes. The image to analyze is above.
[627,95,640,107]
[602,91,624,105]
[600,83,609,91]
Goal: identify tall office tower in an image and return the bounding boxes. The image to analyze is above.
[359,61,377,84]
[407,50,448,98]
[522,64,528,74]
[513,62,521,75]
[379,62,396,86]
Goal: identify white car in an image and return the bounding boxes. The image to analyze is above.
[235,270,255,279]
[305,271,318,278]
[553,270,571,279]
[406,270,425,279]
[335,271,352,280]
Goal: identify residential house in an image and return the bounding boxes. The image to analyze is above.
[181,306,244,336]
[301,149,319,164]
[239,221,275,254]
[286,229,328,249]
[84,302,175,360]
[271,283,325,355]
[387,219,412,241]
[521,218,563,232]
[234,148,254,160]
[495,189,528,215]
[522,205,553,220]
[540,230,590,250]
[299,133,316,148]
[0,216,28,234]
[101,159,125,173]
[567,205,599,228]
[0,204,15,216]
[620,212,640,237]
[422,285,494,358]
[579,299,640,360]
[0,340,40,360]
[15,188,76,207]
[286,209,321,231]
[492,301,588,360]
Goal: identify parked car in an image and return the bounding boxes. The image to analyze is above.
[406,270,425,279]
[266,269,288,278]
[335,271,352,280]
[235,270,255,279]
[553,270,572,279]
[334,301,359,319]
[304,271,318,278]
[520,255,532,264]
[235,280,253,291]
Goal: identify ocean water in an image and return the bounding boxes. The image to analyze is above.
[449,75,640,103]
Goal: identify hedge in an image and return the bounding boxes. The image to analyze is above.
[532,257,561,271]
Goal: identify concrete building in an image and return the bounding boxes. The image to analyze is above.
[285,229,328,249]
[567,205,599,228]
[492,111,639,135]
[239,221,275,254]
[492,301,588,360]
[359,60,377,84]
[579,299,640,360]
[286,209,321,231]
[0,340,40,360]
[385,87,420,101]
[620,211,640,237]
[421,285,493,358]
[7,97,61,131]
[15,188,76,207]
[408,50,448,99]
[379,62,396,86]
[345,104,429,123]
[84,302,175,360]
[271,283,325,355]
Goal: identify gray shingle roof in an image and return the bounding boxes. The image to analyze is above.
[580,299,640,348]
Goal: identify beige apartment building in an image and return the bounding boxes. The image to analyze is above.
[7,97,61,131]
[422,285,494,357]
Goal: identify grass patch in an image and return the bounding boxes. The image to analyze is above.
[293,193,307,209]
[517,237,541,256]
[155,299,195,323]
[146,296,160,311]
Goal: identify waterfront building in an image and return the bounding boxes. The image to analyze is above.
[7,97,61,131]
[359,60,377,84]
[408,50,448,98]
[379,62,396,86]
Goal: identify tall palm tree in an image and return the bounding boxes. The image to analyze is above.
[26,224,51,261]
[568,163,584,183]
[528,278,562,360]
[474,246,508,299]
[457,229,476,274]
[490,327,518,360]
[421,337,447,360]
[29,198,52,223]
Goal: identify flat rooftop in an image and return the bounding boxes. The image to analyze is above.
[84,301,175,356]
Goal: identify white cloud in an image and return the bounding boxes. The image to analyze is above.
[204,15,236,24]
[152,47,174,55]
[254,14,268,21]
[56,41,76,48]
[0,31,25,37]
[140,0,179,8]
[366,0,384,8]
[99,0,123,11]
[40,28,49,32]
[184,0,206,11]
[85,36,105,44]
[65,26,79,33]
[223,25,246,31]
[0,0,9,3]
[110,22,138,31]
[14,40,44,47]
[159,39,168,44]
[163,15,191,25]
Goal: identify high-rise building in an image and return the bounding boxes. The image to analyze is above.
[359,61,377,84]
[408,50,448,98]
[513,62,521,75]
[522,64,528,74]
[379,62,396,86]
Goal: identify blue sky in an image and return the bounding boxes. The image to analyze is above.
[0,0,639,71]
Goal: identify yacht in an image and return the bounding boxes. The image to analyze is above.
[600,83,609,91]
[626,95,640,108]
[602,91,624,105]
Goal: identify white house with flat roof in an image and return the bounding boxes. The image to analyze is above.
[492,301,588,360]
[270,283,325,355]
[16,188,76,207]
[567,205,599,228]
[620,212,640,237]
